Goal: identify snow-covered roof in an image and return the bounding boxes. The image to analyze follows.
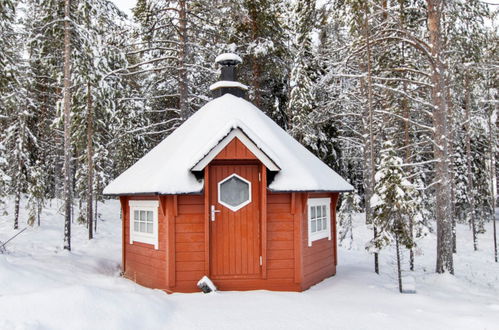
[215,53,243,64]
[209,81,249,91]
[103,94,353,195]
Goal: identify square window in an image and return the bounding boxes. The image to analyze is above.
[129,200,159,250]
[307,198,331,247]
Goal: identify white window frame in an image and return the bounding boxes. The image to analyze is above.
[307,198,331,247]
[218,173,252,212]
[129,200,159,249]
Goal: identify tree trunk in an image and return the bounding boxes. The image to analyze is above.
[178,0,189,120]
[446,80,457,254]
[396,232,403,293]
[86,82,94,240]
[14,188,20,230]
[397,0,415,270]
[13,118,26,230]
[62,0,72,251]
[403,90,415,270]
[489,92,498,262]
[37,202,41,227]
[363,2,378,274]
[464,74,477,251]
[94,183,98,233]
[249,5,261,107]
[428,0,454,274]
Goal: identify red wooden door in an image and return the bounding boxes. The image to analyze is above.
[209,164,261,279]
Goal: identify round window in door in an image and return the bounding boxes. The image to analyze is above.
[218,173,252,211]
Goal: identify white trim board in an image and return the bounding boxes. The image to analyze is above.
[307,197,332,247]
[191,128,280,171]
[129,200,159,249]
[217,173,252,212]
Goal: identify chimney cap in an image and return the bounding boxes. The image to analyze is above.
[209,80,248,91]
[215,53,243,65]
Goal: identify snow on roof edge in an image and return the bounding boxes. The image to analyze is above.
[103,94,354,195]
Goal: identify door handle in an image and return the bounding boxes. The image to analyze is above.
[211,205,221,221]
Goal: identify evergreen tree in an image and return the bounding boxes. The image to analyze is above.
[0,0,17,214]
[286,0,320,150]
[370,141,425,251]
[369,140,426,291]
[218,0,289,123]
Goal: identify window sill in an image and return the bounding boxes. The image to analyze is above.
[308,231,331,247]
[130,233,158,249]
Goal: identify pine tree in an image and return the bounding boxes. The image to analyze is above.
[219,0,289,122]
[127,0,223,147]
[286,0,320,150]
[369,140,426,291]
[0,0,17,215]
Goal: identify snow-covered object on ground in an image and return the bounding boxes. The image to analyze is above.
[215,52,242,64]
[104,94,353,195]
[197,276,217,293]
[209,81,249,91]
[402,276,416,294]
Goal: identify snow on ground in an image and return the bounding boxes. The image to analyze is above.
[1,198,498,330]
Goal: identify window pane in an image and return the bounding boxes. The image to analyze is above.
[219,175,250,208]
[134,221,139,231]
[322,205,327,218]
[311,206,316,219]
[323,219,327,230]
[140,222,145,232]
[140,210,145,221]
[311,220,316,233]
[317,206,322,217]
[317,219,322,231]
[147,223,153,233]
[147,211,153,222]
[134,210,138,220]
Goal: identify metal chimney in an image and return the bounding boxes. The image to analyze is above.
[210,53,248,98]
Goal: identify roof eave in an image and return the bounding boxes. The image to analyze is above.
[267,188,354,193]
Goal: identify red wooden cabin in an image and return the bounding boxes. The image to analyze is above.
[104,54,353,292]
